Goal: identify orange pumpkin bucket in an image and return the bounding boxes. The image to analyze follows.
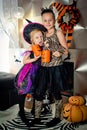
[41,50,51,63]
[32,44,41,57]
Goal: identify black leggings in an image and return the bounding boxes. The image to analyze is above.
[18,94,26,113]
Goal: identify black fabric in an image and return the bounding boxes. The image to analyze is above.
[0,72,18,110]
[34,62,74,101]
[0,72,15,90]
[18,94,31,127]
[18,94,26,113]
[63,62,74,91]
[34,65,63,101]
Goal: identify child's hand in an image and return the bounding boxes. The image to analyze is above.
[34,55,41,61]
[44,40,49,48]
[52,51,61,57]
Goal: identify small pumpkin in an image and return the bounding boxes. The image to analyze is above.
[26,94,32,99]
[24,94,33,111]
[63,103,87,122]
[41,50,51,63]
[32,44,41,56]
[69,96,86,106]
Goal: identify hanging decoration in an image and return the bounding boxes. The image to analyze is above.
[14,7,25,19]
[50,0,80,48]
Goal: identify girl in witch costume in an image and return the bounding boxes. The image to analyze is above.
[14,20,47,127]
[32,8,69,127]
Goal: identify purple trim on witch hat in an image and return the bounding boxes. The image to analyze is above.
[23,19,47,44]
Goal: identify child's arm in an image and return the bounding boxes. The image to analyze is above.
[23,53,41,64]
[56,30,68,54]
[53,30,68,57]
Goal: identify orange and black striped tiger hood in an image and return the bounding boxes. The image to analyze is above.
[50,1,80,48]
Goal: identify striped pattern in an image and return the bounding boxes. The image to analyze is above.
[50,2,80,48]
[0,111,80,130]
[0,104,87,130]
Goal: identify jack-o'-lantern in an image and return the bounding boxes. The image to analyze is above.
[32,44,41,56]
[41,50,51,63]
[63,103,72,121]
[63,103,87,122]
[69,96,86,106]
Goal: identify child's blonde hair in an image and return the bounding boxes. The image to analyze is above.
[30,29,43,45]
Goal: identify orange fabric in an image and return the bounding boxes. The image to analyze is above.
[50,1,80,48]
[41,50,51,63]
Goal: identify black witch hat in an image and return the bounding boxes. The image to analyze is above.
[23,19,47,44]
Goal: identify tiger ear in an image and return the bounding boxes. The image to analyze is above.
[49,5,53,10]
[41,8,45,12]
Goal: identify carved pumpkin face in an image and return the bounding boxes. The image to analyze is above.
[32,44,41,56]
[63,103,71,121]
[69,96,85,105]
[63,103,87,122]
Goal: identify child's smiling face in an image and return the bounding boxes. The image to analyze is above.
[30,30,44,46]
[42,12,55,30]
